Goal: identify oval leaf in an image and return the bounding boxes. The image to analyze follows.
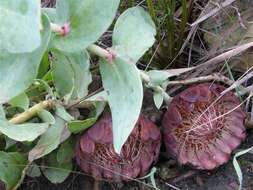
[42,151,72,184]
[0,119,49,142]
[53,0,120,52]
[0,0,41,53]
[28,115,68,162]
[99,7,156,153]
[112,7,156,62]
[0,14,51,104]
[43,161,72,184]
[100,58,143,154]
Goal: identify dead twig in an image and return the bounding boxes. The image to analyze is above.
[172,170,198,183]
[9,100,55,124]
[164,182,181,190]
[67,87,104,109]
[167,73,234,86]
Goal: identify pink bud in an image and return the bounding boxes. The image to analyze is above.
[61,23,70,36]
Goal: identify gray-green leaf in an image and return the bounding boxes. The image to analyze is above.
[51,51,75,100]
[28,115,68,161]
[70,51,91,99]
[153,91,164,109]
[0,105,6,120]
[56,137,75,164]
[53,0,120,52]
[55,104,74,122]
[38,109,55,124]
[0,14,51,104]
[68,117,96,134]
[27,164,41,178]
[0,119,48,142]
[0,0,41,53]
[85,91,108,102]
[99,7,156,154]
[42,151,72,184]
[4,137,16,150]
[51,50,91,101]
[100,58,143,154]
[147,68,195,86]
[0,151,27,190]
[42,7,56,23]
[9,93,29,110]
[112,7,156,63]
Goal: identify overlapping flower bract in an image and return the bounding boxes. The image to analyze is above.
[76,113,161,181]
[162,83,246,170]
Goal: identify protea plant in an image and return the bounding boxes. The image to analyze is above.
[162,83,246,170]
[76,113,161,181]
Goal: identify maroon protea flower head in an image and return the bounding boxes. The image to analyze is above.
[162,83,246,170]
[76,113,161,181]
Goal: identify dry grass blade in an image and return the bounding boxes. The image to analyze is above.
[165,182,181,190]
[233,147,253,190]
[198,41,253,68]
[179,0,221,55]
[190,0,237,27]
[179,0,236,57]
[221,70,253,95]
[162,67,196,78]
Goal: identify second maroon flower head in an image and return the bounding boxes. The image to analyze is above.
[162,83,246,170]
